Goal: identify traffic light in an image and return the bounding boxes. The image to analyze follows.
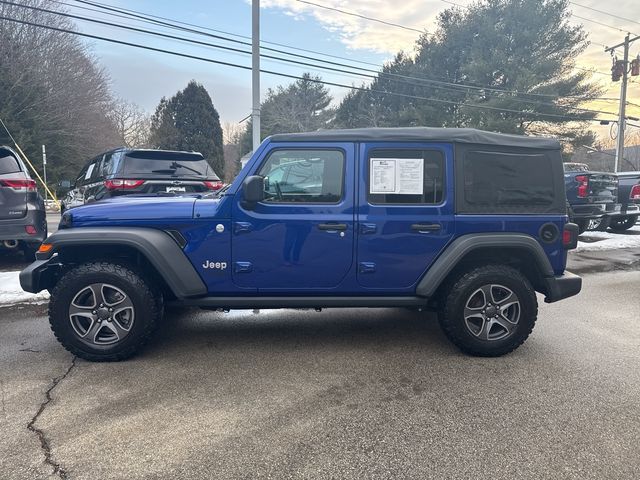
[631,56,640,76]
[612,59,625,81]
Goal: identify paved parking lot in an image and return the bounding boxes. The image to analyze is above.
[1,270,639,479]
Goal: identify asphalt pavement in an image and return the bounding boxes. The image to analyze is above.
[1,270,639,479]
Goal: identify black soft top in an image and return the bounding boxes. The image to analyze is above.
[270,127,560,150]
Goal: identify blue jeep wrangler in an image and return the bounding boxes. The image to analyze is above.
[20,128,581,361]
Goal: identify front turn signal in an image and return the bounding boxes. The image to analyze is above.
[38,243,54,253]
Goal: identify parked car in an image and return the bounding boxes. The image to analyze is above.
[21,127,581,361]
[563,162,619,234]
[0,146,47,259]
[60,148,223,212]
[609,171,640,231]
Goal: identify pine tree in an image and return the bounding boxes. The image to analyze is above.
[149,81,224,176]
[334,0,602,143]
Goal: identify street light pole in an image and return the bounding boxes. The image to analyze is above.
[251,0,261,152]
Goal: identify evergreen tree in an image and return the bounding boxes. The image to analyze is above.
[149,81,224,175]
[335,0,602,143]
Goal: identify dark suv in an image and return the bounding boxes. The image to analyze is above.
[0,146,47,259]
[60,148,223,212]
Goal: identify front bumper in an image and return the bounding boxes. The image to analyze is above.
[19,256,60,293]
[543,271,582,303]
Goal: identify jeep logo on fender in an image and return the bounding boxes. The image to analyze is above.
[202,260,227,270]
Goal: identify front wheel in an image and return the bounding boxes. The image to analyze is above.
[609,215,638,231]
[49,262,163,361]
[439,265,538,357]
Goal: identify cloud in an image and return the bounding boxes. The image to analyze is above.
[260,0,448,54]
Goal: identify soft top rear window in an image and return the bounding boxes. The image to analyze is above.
[122,152,218,178]
[457,147,564,214]
[0,149,21,175]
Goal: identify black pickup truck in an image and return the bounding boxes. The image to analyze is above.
[563,163,619,233]
[610,172,640,231]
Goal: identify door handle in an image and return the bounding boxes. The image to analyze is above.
[411,223,441,232]
[318,223,348,231]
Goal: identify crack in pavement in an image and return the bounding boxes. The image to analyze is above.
[27,356,77,480]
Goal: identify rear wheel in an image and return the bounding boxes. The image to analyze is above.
[439,265,537,357]
[609,215,638,231]
[49,262,163,361]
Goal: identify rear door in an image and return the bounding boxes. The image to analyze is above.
[0,148,29,220]
[356,142,455,291]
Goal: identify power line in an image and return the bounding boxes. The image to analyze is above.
[296,0,424,33]
[569,2,640,29]
[64,0,624,101]
[6,0,619,117]
[0,14,614,123]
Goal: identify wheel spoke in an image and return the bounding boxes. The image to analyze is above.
[91,284,107,306]
[480,285,494,305]
[477,319,491,340]
[495,290,516,308]
[68,305,95,318]
[102,284,128,307]
[465,288,487,311]
[71,286,97,310]
[494,315,516,335]
[86,319,104,342]
[102,319,128,340]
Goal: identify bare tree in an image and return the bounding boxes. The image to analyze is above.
[109,100,151,148]
[0,0,119,181]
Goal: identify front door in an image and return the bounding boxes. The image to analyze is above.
[232,144,355,291]
[356,142,455,291]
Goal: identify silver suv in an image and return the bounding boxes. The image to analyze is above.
[0,146,47,259]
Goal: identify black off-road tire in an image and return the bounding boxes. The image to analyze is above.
[439,265,538,357]
[609,215,638,232]
[49,262,163,362]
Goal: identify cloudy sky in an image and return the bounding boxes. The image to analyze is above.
[75,0,640,135]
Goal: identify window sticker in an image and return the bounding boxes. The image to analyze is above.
[370,158,423,194]
[85,163,95,180]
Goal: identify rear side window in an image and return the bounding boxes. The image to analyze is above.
[367,149,445,204]
[258,149,345,203]
[461,149,556,213]
[0,152,21,175]
[100,152,121,177]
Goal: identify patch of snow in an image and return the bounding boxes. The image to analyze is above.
[0,271,49,306]
[576,225,640,252]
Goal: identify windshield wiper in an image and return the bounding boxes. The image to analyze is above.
[151,161,204,176]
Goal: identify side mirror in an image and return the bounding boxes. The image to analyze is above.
[242,175,264,209]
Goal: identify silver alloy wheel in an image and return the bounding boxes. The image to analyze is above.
[463,284,520,341]
[69,283,135,346]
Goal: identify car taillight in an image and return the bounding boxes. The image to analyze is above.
[575,175,589,198]
[0,179,37,191]
[563,223,579,250]
[104,179,145,190]
[203,180,224,190]
[630,184,640,200]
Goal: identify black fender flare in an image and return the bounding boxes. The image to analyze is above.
[416,233,555,298]
[23,227,207,298]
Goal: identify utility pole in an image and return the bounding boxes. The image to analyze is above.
[42,145,47,203]
[251,0,261,152]
[606,34,640,172]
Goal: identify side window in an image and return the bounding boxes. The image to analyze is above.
[257,149,345,203]
[75,164,88,187]
[84,162,97,183]
[367,149,445,204]
[461,150,554,213]
[99,153,114,178]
